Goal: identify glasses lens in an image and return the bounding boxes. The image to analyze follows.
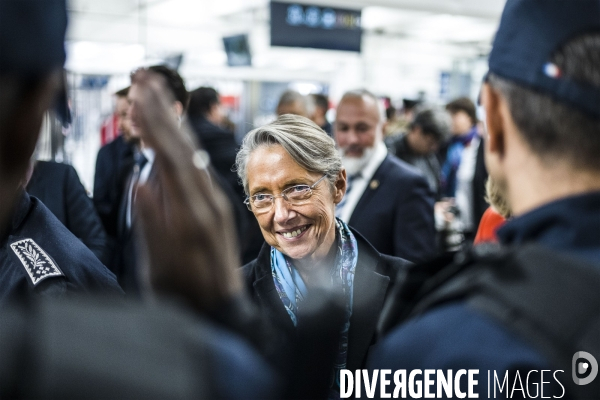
[252,195,273,209]
[285,185,312,203]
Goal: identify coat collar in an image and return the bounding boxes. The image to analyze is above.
[251,243,296,332]
[248,228,392,370]
[346,229,391,370]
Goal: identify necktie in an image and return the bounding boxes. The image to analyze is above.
[335,173,359,219]
[126,153,148,229]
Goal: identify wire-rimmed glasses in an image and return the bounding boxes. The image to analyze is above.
[244,174,328,213]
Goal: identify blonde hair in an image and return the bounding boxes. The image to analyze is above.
[485,177,511,219]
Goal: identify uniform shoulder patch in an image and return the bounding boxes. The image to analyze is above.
[10,238,64,285]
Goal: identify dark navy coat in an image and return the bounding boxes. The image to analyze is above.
[242,228,412,372]
[367,192,600,398]
[0,191,122,302]
[348,155,436,263]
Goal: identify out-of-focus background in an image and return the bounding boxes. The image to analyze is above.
[43,0,505,191]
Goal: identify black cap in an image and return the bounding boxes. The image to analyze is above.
[0,0,68,75]
[489,0,600,118]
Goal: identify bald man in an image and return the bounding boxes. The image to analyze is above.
[334,89,436,262]
[276,90,312,118]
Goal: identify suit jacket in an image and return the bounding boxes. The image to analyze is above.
[241,228,411,373]
[348,155,436,263]
[27,161,110,265]
[93,135,135,239]
[114,158,158,295]
[189,116,240,196]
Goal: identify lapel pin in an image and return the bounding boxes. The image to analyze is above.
[370,180,380,190]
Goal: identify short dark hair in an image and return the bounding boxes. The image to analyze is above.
[385,106,396,121]
[410,108,451,142]
[132,65,189,111]
[488,33,600,171]
[115,87,129,98]
[446,97,477,126]
[312,94,329,111]
[187,87,219,119]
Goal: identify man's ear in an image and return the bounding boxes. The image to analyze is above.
[333,169,347,205]
[482,83,505,159]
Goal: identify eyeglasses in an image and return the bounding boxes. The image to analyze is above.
[244,174,328,213]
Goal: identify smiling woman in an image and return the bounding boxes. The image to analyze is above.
[235,114,412,398]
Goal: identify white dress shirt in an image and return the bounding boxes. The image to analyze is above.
[138,147,155,185]
[455,136,480,232]
[126,148,155,229]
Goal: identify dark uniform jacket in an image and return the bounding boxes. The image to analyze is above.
[0,191,122,302]
[368,191,600,398]
[241,228,411,373]
[348,155,436,263]
[27,160,110,265]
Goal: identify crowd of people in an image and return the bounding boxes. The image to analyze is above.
[0,0,598,399]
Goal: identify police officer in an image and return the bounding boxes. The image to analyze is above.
[368,1,600,399]
[0,1,121,300]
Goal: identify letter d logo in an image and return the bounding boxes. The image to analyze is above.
[572,351,598,385]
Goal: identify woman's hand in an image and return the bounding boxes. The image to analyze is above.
[131,69,243,313]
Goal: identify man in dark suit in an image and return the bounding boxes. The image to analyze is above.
[187,86,263,264]
[27,160,110,265]
[93,87,138,240]
[334,89,436,263]
[115,65,190,294]
[187,87,240,198]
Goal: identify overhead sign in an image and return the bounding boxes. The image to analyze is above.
[223,34,252,67]
[270,2,362,52]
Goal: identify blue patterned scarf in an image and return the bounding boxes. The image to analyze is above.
[271,218,358,399]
